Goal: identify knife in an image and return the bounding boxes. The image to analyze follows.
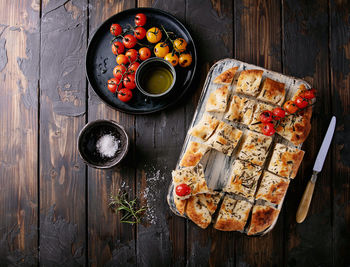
[296,116,336,223]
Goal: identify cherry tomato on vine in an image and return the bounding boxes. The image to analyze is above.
[110,23,122,36]
[154,42,169,58]
[123,34,137,49]
[107,78,122,93]
[179,53,192,67]
[134,27,146,40]
[139,47,151,61]
[173,38,187,52]
[295,96,309,109]
[301,90,316,100]
[175,183,191,197]
[118,88,133,102]
[272,107,286,120]
[261,122,276,136]
[113,65,127,80]
[135,13,147,27]
[260,110,273,123]
[116,54,129,65]
[283,100,299,114]
[146,27,162,43]
[128,62,140,74]
[123,74,136,90]
[111,41,124,55]
[164,53,179,66]
[125,49,138,62]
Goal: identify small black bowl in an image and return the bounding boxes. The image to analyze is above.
[77,120,129,169]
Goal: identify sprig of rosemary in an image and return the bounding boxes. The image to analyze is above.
[109,191,146,224]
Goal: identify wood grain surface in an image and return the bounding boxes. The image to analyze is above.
[0,0,349,266]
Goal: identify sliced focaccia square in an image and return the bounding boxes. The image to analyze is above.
[237,130,273,166]
[172,164,209,199]
[189,113,220,141]
[186,192,223,229]
[223,160,262,201]
[213,196,252,231]
[235,69,264,96]
[249,102,275,133]
[213,67,238,85]
[267,143,305,179]
[247,205,280,235]
[205,85,230,112]
[255,171,290,205]
[275,114,311,145]
[173,191,187,216]
[224,95,256,125]
[179,141,208,167]
[257,78,286,105]
[205,121,243,156]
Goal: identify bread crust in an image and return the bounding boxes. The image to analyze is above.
[189,113,220,141]
[225,95,256,125]
[213,67,238,85]
[257,78,286,105]
[247,205,280,235]
[179,141,208,167]
[206,85,230,112]
[236,69,264,96]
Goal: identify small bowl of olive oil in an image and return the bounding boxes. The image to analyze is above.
[135,57,176,97]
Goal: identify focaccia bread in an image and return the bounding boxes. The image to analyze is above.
[257,78,286,105]
[224,95,256,125]
[205,121,243,156]
[173,192,187,215]
[255,171,290,205]
[237,130,273,166]
[214,196,252,231]
[236,69,264,96]
[189,113,220,141]
[213,67,238,85]
[223,160,262,201]
[206,85,230,112]
[179,141,208,167]
[186,192,223,229]
[249,102,275,133]
[267,143,305,179]
[247,205,280,235]
[172,164,209,199]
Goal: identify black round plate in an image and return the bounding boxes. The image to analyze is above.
[86,8,197,114]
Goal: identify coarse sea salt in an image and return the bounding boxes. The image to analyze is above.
[96,134,119,158]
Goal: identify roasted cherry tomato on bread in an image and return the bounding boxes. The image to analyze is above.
[261,122,276,136]
[135,13,147,26]
[123,34,137,49]
[272,107,286,120]
[164,53,179,66]
[134,27,146,40]
[301,90,316,100]
[139,47,151,61]
[146,27,162,43]
[125,49,138,62]
[295,96,309,108]
[113,65,127,80]
[107,78,121,93]
[173,38,187,52]
[123,74,136,90]
[260,110,273,123]
[154,42,169,58]
[128,62,140,74]
[283,100,299,114]
[179,53,192,67]
[175,183,191,197]
[118,88,133,102]
[116,54,129,65]
[110,23,122,36]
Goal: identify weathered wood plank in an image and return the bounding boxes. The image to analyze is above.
[330,0,350,266]
[0,0,40,265]
[234,1,284,266]
[283,0,333,266]
[39,0,88,265]
[87,1,137,266]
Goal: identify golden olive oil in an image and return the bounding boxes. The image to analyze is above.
[143,67,173,94]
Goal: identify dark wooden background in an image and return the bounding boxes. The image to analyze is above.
[0,0,349,266]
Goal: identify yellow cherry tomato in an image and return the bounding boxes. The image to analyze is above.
[164,53,179,66]
[154,42,169,58]
[146,27,162,43]
[179,53,192,67]
[173,38,187,52]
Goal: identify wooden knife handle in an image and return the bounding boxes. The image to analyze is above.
[296,179,316,223]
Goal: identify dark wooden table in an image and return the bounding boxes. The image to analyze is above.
[1,0,349,266]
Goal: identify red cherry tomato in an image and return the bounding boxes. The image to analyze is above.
[135,13,147,26]
[261,122,276,136]
[125,49,138,63]
[111,41,124,55]
[116,54,129,65]
[284,100,299,114]
[128,62,140,74]
[272,107,286,120]
[295,96,309,108]
[123,34,137,49]
[175,183,191,197]
[134,27,146,40]
[107,78,121,93]
[110,24,122,36]
[123,74,136,89]
[260,110,273,123]
[301,90,316,100]
[139,47,151,61]
[113,65,127,79]
[118,88,133,102]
